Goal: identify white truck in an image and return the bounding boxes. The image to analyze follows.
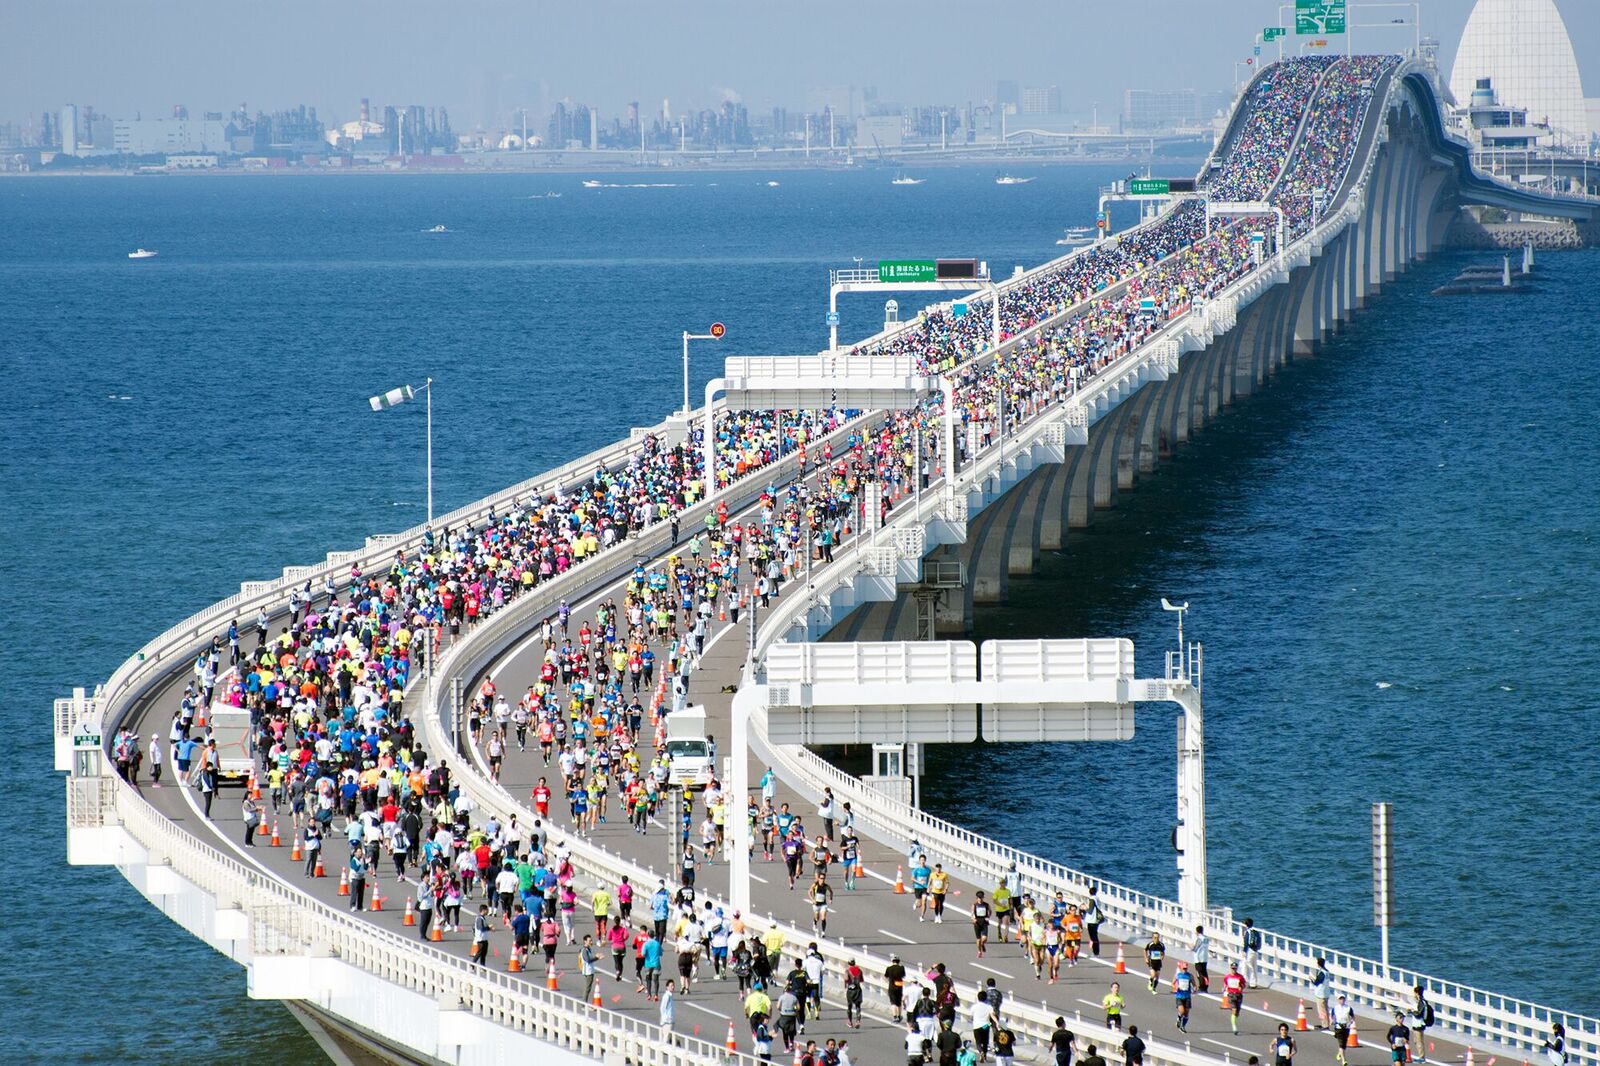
[663,704,714,791]
[208,706,256,785]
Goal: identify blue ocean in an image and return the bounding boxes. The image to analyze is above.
[3,168,1595,1059]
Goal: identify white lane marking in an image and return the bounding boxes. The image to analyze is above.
[861,867,971,917]
[749,871,769,884]
[879,928,917,944]
[1077,998,1102,1009]
[678,1000,732,1020]
[1204,1038,1258,1055]
[970,961,1010,978]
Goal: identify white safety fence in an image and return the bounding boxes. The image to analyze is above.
[411,669,1255,1066]
[70,776,752,1066]
[69,53,1592,1066]
[736,63,1600,1066]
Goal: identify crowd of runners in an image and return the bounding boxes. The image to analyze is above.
[110,53,1423,1066]
[1205,56,1334,204]
[1273,55,1398,237]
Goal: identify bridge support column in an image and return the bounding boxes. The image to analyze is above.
[1092,399,1139,510]
[1115,383,1161,491]
[1036,461,1071,550]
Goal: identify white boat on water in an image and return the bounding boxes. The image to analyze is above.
[766,180,780,187]
[424,225,449,234]
[545,191,562,198]
[1056,226,1095,246]
[127,248,157,259]
[582,180,603,188]
[891,174,925,186]
[995,175,1034,185]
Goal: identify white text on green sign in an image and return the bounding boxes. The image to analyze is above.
[1296,0,1345,34]
[1129,179,1170,196]
[878,260,937,283]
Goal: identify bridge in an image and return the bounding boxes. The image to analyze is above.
[58,51,1595,1066]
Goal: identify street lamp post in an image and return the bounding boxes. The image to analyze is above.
[681,326,725,416]
[368,377,434,527]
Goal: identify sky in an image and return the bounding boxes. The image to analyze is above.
[3,0,1597,130]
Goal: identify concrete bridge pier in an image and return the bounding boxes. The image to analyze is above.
[1113,382,1163,492]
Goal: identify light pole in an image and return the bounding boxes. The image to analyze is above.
[681,324,725,416]
[1161,598,1207,920]
[368,377,434,527]
[1161,597,1188,652]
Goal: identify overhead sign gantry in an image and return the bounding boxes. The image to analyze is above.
[828,257,998,355]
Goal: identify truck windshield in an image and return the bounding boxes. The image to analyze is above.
[665,740,708,759]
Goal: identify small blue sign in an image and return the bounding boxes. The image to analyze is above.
[825,311,840,326]
[1254,45,1262,55]
[951,302,968,318]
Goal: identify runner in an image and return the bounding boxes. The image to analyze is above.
[971,890,992,957]
[993,878,1014,943]
[1172,961,1195,1032]
[1102,981,1125,1031]
[1331,993,1355,1065]
[808,874,835,936]
[911,855,933,920]
[1387,1012,1411,1066]
[1145,931,1166,994]
[1222,961,1247,1034]
[1270,1022,1297,1066]
[927,863,950,924]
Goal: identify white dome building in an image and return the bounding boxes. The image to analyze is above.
[1449,0,1588,145]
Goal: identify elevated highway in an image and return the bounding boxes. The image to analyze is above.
[57,52,1597,1066]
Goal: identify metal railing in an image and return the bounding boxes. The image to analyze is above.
[74,776,747,1066]
[73,53,1596,1066]
[732,63,1600,1066]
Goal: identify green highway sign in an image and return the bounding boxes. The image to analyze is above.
[878,259,937,283]
[1296,0,1346,34]
[1129,178,1171,196]
[73,730,102,749]
[1264,26,1286,40]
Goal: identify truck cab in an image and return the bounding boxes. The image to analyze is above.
[663,704,714,791]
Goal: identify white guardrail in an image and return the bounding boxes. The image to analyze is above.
[70,776,750,1066]
[71,57,1591,1066]
[738,63,1599,1066]
[415,610,1247,1066]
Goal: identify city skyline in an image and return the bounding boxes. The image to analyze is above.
[7,0,1598,133]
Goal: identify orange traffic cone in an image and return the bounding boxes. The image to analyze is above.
[854,857,865,878]
[726,1020,738,1053]
[338,868,349,896]
[370,887,384,912]
[591,974,603,1008]
[793,1042,803,1066]
[403,898,416,926]
[291,836,303,862]
[547,966,559,990]
[719,602,727,622]
[894,866,906,894]
[430,923,443,942]
[1115,943,1127,974]
[508,954,521,973]
[1348,1018,1361,1048]
[1296,1000,1309,1031]
[313,854,326,878]
[269,821,281,847]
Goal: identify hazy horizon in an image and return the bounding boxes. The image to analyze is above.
[6,1,1598,131]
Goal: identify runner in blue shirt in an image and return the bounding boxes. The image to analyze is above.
[1172,962,1194,1032]
[911,859,933,920]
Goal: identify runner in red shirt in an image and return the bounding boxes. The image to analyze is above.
[1222,963,1246,1034]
